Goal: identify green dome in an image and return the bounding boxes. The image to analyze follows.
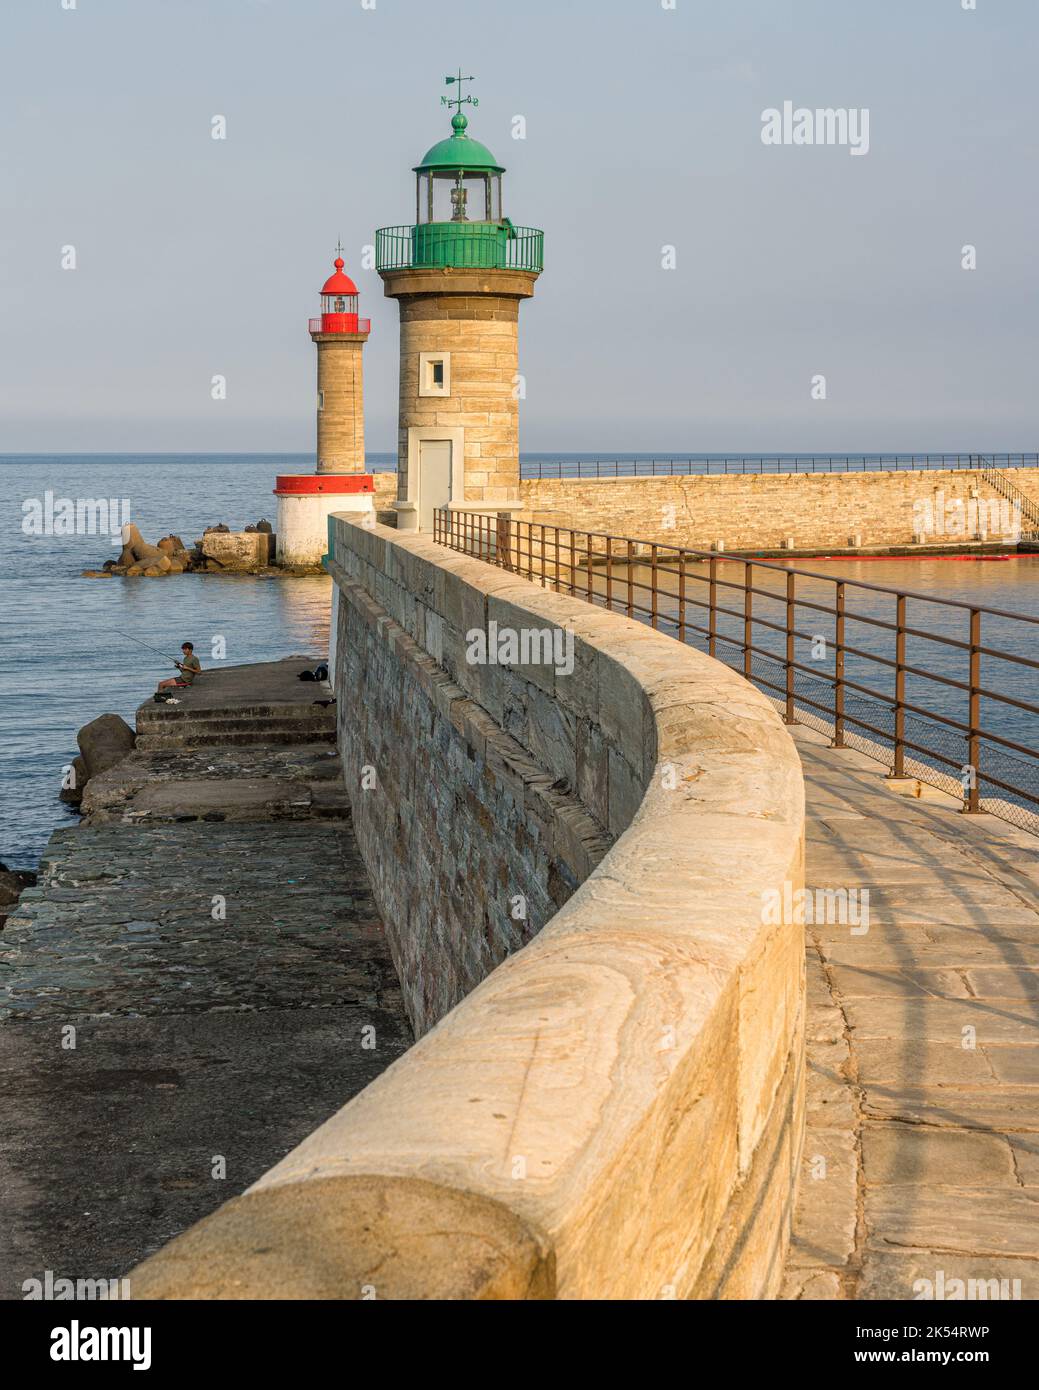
[413,113,505,175]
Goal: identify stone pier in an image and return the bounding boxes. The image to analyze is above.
[0,660,410,1297]
[782,725,1039,1300]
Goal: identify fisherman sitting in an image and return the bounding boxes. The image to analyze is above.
[157,642,202,692]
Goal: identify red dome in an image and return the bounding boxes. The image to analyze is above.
[321,256,358,296]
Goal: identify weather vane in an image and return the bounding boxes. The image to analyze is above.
[442,70,478,112]
[334,238,345,259]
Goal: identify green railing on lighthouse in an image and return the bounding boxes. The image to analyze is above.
[375,223,544,273]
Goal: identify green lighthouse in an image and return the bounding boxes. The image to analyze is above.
[375,72,543,275]
[376,74,543,531]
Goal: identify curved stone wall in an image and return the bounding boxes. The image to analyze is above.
[131,518,806,1300]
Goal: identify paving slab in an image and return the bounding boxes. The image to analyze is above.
[856,1251,1037,1301]
[843,996,1039,1044]
[860,1122,1017,1187]
[865,1188,1039,1259]
[782,725,1039,1301]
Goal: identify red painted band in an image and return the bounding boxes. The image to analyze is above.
[274,474,375,496]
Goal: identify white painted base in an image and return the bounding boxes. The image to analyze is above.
[276,492,374,566]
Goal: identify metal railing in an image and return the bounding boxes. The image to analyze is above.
[375,224,544,274]
[520,453,1039,480]
[308,317,371,335]
[980,465,1039,538]
[434,509,1039,835]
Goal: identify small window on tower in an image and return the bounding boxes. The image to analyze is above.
[419,351,450,398]
[317,391,325,412]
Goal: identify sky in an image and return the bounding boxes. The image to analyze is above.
[0,0,1036,455]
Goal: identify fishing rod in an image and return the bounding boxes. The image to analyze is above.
[113,630,190,670]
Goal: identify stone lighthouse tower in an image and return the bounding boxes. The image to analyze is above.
[274,249,374,566]
[375,73,542,531]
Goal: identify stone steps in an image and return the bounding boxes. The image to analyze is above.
[136,725,335,752]
[135,709,336,752]
[132,661,336,747]
[137,700,333,725]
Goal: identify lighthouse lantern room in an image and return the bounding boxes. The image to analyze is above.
[310,254,369,336]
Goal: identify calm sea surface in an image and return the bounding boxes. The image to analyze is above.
[0,455,355,870]
[3,454,1039,868]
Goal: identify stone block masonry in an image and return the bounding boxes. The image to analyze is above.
[396,296,519,504]
[380,268,538,520]
[519,468,1039,554]
[314,334,367,474]
[132,517,806,1300]
[201,529,275,571]
[330,560,611,1034]
[372,470,399,523]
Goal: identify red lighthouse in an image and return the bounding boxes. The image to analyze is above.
[309,256,370,337]
[274,247,374,567]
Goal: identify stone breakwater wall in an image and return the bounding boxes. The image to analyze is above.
[518,468,1039,553]
[131,517,806,1300]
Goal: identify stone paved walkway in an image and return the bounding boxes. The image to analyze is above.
[0,681,411,1299]
[782,725,1039,1301]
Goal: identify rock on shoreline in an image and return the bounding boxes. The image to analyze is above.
[82,520,277,578]
[59,712,137,809]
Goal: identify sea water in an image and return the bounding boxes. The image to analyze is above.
[3,455,1039,867]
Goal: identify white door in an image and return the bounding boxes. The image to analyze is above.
[418,439,452,531]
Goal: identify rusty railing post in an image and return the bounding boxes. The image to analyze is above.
[497,513,512,571]
[744,561,754,682]
[785,570,796,724]
[966,608,982,812]
[891,593,907,779]
[650,544,659,629]
[832,581,846,748]
[626,540,635,617]
[678,550,687,643]
[606,536,614,611]
[708,555,718,658]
